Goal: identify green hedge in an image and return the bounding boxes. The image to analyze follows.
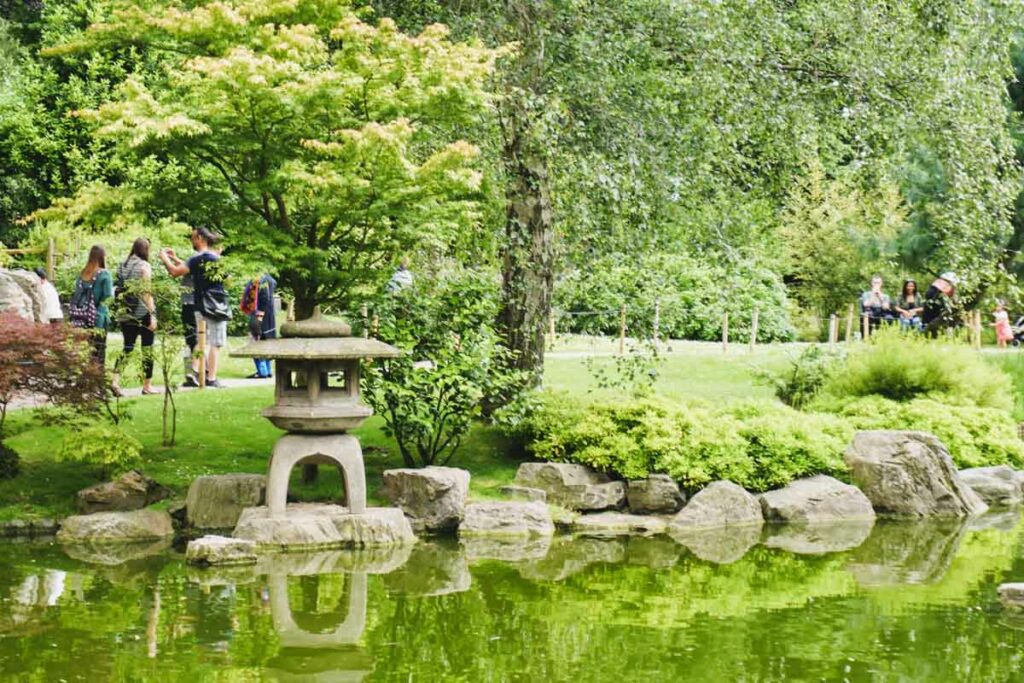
[498,391,1024,492]
[554,254,795,342]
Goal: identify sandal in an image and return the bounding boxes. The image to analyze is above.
[141,388,160,395]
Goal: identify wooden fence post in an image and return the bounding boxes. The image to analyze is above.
[286,299,296,322]
[862,313,870,341]
[722,312,729,353]
[371,314,379,337]
[829,314,838,348]
[975,310,983,350]
[197,318,207,389]
[361,304,369,339]
[46,238,56,281]
[618,304,627,355]
[845,304,854,343]
[653,298,661,345]
[548,312,556,351]
[749,308,760,352]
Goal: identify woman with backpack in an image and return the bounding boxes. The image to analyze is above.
[69,245,114,367]
[112,238,158,396]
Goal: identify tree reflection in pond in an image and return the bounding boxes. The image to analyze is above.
[1,513,1024,681]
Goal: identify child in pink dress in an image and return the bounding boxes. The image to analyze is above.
[994,302,1014,349]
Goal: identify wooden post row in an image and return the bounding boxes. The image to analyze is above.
[618,304,627,356]
[749,308,759,352]
[197,318,207,389]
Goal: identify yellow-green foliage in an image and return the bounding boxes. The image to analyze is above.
[827,395,1024,468]
[58,425,142,476]
[502,393,853,491]
[820,328,1012,411]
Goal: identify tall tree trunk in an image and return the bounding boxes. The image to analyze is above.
[499,103,554,385]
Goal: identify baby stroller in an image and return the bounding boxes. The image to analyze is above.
[1012,316,1024,346]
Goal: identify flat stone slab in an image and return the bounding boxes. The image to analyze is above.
[233,504,416,551]
[571,512,669,537]
[57,509,174,544]
[460,501,555,537]
[999,583,1024,608]
[186,535,257,567]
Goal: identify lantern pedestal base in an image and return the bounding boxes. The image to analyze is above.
[233,503,416,551]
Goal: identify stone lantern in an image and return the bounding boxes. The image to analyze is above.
[231,308,416,549]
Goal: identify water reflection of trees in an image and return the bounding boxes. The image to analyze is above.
[0,513,1023,681]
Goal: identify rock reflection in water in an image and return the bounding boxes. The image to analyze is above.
[382,541,471,596]
[966,509,1022,532]
[624,536,682,569]
[519,536,626,581]
[846,518,967,586]
[669,524,761,565]
[462,534,552,563]
[763,519,874,555]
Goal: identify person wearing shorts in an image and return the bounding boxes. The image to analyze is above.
[159,227,228,388]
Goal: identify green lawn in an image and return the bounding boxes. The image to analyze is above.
[4,336,1022,521]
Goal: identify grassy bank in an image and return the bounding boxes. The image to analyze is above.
[4,338,1022,521]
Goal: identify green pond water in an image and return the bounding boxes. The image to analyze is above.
[2,513,1024,682]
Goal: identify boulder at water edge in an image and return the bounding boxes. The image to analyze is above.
[57,508,174,543]
[513,462,626,511]
[77,470,171,514]
[233,504,416,550]
[627,474,685,514]
[759,475,875,525]
[843,431,987,518]
[499,485,547,502]
[669,480,764,531]
[382,466,470,533]
[186,473,266,529]
[186,535,257,567]
[460,501,555,537]
[572,512,669,537]
[958,465,1023,507]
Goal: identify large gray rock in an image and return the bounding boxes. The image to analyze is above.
[460,501,554,537]
[382,466,470,533]
[514,462,626,511]
[759,475,875,525]
[0,271,32,320]
[626,474,685,514]
[185,535,257,566]
[233,504,416,550]
[572,512,669,537]
[5,269,44,322]
[57,509,174,544]
[958,465,1023,507]
[670,480,764,531]
[500,485,547,502]
[843,431,988,518]
[76,470,171,514]
[186,474,265,529]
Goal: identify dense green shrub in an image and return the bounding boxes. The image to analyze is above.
[819,328,1012,411]
[498,393,851,491]
[57,424,142,477]
[554,254,795,342]
[0,443,19,480]
[826,395,1024,469]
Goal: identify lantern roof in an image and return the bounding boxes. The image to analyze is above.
[232,307,400,360]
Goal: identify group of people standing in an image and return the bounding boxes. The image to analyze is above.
[66,227,276,391]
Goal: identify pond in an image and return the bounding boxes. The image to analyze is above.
[2,513,1024,681]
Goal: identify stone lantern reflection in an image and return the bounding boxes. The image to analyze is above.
[235,308,397,517]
